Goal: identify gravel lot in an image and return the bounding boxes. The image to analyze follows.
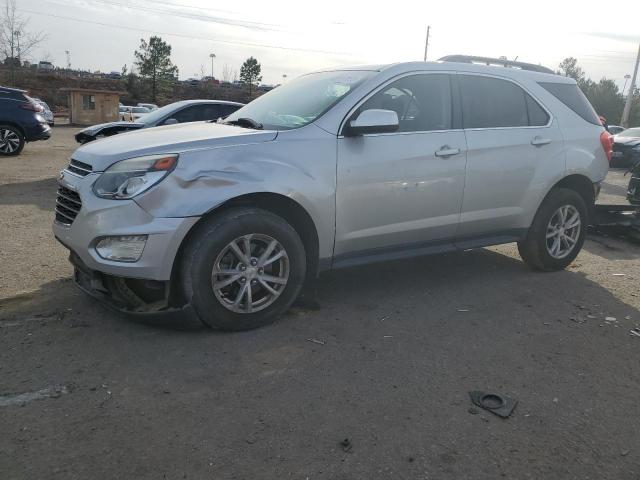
[1,127,639,479]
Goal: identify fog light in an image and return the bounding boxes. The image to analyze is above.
[95,235,147,262]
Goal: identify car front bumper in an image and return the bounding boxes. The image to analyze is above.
[53,170,200,282]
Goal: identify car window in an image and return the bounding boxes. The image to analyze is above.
[538,82,600,125]
[218,104,241,118]
[358,74,452,133]
[167,105,208,123]
[525,95,550,126]
[224,70,374,130]
[460,75,542,129]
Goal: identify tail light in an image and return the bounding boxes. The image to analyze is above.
[19,102,44,113]
[600,131,613,163]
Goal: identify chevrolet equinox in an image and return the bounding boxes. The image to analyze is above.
[53,56,611,330]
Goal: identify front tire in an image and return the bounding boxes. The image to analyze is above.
[518,188,587,271]
[181,208,307,331]
[0,125,25,156]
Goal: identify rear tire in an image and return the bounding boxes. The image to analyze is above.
[181,208,306,331]
[518,188,587,271]
[0,125,25,156]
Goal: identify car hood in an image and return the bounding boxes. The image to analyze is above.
[79,121,145,136]
[72,122,278,171]
[614,136,640,147]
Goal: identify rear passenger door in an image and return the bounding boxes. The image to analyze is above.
[455,74,565,246]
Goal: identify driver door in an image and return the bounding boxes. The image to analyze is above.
[334,73,467,264]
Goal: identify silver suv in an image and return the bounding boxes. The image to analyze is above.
[53,56,611,330]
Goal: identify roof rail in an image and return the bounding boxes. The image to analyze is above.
[438,55,555,75]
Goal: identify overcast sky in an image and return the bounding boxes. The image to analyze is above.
[15,0,640,89]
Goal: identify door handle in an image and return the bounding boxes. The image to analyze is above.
[435,146,461,158]
[531,136,551,146]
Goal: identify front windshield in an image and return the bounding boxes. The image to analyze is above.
[617,128,640,138]
[224,70,375,130]
[135,103,180,125]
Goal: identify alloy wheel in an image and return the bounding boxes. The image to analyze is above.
[211,233,289,313]
[546,205,581,259]
[0,128,21,154]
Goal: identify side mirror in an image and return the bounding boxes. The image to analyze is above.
[344,109,399,137]
[163,118,179,125]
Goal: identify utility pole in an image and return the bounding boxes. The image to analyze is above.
[622,74,631,97]
[423,26,430,61]
[621,41,640,127]
[65,50,71,69]
[209,53,216,78]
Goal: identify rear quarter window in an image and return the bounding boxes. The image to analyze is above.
[538,82,600,125]
[459,75,549,129]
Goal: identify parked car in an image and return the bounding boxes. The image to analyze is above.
[32,98,55,126]
[75,100,243,143]
[608,125,625,135]
[37,61,54,71]
[0,86,51,156]
[54,57,609,331]
[119,106,150,121]
[137,103,158,111]
[611,127,640,167]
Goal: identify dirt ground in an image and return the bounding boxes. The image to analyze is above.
[1,128,639,479]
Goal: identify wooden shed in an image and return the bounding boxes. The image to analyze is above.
[61,88,124,126]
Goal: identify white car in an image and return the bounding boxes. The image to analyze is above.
[32,98,55,126]
[119,106,150,122]
[137,103,158,111]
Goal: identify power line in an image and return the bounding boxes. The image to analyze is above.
[49,0,284,31]
[22,9,353,56]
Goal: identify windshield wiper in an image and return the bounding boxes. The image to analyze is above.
[223,117,263,130]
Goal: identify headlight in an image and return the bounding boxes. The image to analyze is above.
[93,154,178,199]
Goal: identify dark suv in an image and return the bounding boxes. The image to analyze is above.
[0,86,51,156]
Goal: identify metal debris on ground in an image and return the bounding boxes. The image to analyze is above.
[306,338,325,346]
[468,391,518,418]
[0,384,72,407]
[340,438,353,453]
[630,328,640,338]
[612,273,626,276]
[457,309,470,312]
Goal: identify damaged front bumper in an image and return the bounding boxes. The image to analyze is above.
[70,250,179,313]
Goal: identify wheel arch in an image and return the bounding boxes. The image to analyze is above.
[0,122,26,138]
[548,174,596,221]
[169,192,321,307]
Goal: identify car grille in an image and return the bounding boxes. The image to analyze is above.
[55,186,82,225]
[67,159,93,177]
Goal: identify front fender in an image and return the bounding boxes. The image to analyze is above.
[134,125,337,259]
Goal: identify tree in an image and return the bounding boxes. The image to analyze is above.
[0,0,46,83]
[134,36,178,102]
[585,78,625,124]
[240,57,262,97]
[557,57,591,90]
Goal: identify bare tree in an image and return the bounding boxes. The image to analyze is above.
[0,0,46,82]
